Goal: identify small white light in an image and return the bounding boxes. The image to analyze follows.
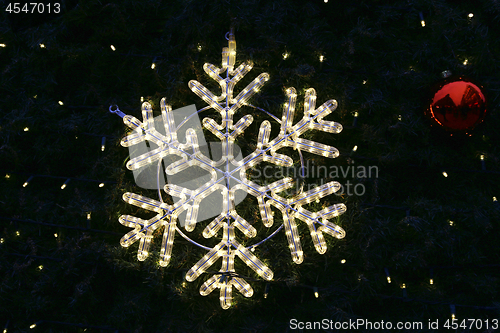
[451,314,456,320]
[110,45,116,51]
[324,0,328,2]
[99,183,105,188]
[401,283,406,289]
[54,233,58,238]
[3,328,7,333]
[38,265,43,270]
[313,287,319,298]
[398,115,402,121]
[354,111,359,117]
[480,154,485,161]
[442,171,448,178]
[352,145,358,152]
[24,127,29,132]
[61,179,70,190]
[362,80,367,84]
[33,95,37,99]
[494,197,498,202]
[30,324,37,329]
[182,281,187,288]
[430,279,434,285]
[387,276,391,283]
[463,59,468,65]
[341,259,346,264]
[250,247,255,252]
[58,101,64,106]
[39,44,45,48]
[16,231,20,236]
[23,176,33,187]
[0,238,4,244]
[101,145,105,151]
[421,20,426,27]
[197,44,202,51]
[319,55,324,62]
[282,52,289,60]
[151,63,156,69]
[468,13,474,18]
[0,43,6,47]
[263,282,270,299]
[5,174,10,179]
[87,212,91,220]
[449,220,454,226]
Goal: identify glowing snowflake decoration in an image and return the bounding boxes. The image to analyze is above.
[114,31,346,309]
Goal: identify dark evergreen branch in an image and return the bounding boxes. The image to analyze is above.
[0,217,121,236]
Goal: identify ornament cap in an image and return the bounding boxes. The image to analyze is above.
[441,70,452,78]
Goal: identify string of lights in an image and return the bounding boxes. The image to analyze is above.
[4,320,117,332]
[2,171,116,188]
[0,217,122,236]
[1,252,496,330]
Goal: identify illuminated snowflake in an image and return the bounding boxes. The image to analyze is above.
[114,31,346,309]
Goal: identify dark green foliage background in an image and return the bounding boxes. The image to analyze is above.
[1,0,499,332]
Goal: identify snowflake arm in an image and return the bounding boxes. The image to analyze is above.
[235,88,345,264]
[187,221,272,309]
[118,97,218,264]
[118,211,167,261]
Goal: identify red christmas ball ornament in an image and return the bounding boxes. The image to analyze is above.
[426,77,487,135]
